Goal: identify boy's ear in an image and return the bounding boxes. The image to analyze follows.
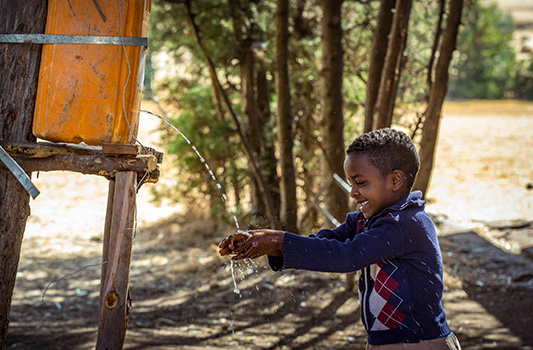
[390,170,406,191]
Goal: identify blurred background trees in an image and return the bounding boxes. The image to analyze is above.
[144,0,532,231]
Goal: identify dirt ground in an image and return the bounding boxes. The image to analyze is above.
[4,99,533,350]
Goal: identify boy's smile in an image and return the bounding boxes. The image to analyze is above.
[344,153,407,219]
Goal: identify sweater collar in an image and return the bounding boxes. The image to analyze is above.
[358,190,426,223]
[393,190,426,211]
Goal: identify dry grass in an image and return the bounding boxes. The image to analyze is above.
[443,99,533,117]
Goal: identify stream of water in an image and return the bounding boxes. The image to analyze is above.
[140,109,246,294]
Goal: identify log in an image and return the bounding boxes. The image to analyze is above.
[96,172,137,350]
[6,142,164,163]
[6,142,101,158]
[0,154,157,177]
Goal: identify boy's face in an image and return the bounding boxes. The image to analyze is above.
[344,153,404,219]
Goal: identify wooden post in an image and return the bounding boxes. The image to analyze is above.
[96,172,137,350]
[99,179,115,317]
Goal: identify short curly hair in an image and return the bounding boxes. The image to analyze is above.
[346,128,420,188]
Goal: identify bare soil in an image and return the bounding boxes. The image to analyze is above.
[5,100,533,350]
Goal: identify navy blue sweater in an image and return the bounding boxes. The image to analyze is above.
[268,191,451,345]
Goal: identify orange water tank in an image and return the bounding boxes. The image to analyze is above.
[33,0,151,145]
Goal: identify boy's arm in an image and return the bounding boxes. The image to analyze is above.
[282,215,405,273]
[266,213,363,270]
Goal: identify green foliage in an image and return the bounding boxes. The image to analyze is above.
[155,82,245,221]
[147,0,530,222]
[448,1,517,99]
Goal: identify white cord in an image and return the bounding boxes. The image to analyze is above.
[41,261,108,301]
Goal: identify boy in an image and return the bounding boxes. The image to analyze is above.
[219,128,461,349]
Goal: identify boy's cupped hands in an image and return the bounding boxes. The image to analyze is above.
[219,229,285,260]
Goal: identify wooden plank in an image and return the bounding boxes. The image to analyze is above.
[2,154,157,176]
[7,142,164,164]
[102,143,140,156]
[6,142,101,158]
[97,172,137,350]
[102,143,164,164]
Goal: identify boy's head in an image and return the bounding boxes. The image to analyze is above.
[346,128,419,188]
[344,128,420,219]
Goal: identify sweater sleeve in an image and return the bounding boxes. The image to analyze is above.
[267,212,361,271]
[282,214,405,273]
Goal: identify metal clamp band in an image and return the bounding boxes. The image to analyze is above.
[0,34,148,47]
[0,145,40,199]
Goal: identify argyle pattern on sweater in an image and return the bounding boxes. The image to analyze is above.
[368,260,407,330]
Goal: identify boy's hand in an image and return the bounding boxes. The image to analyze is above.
[219,230,252,257]
[218,229,285,260]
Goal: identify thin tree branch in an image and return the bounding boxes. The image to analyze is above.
[183,0,280,229]
[427,0,446,91]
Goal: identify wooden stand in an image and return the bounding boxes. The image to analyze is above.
[97,172,137,349]
[2,142,162,350]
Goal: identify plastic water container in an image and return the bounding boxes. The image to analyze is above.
[33,0,151,145]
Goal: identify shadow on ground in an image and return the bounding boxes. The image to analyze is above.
[6,214,533,349]
[439,227,533,349]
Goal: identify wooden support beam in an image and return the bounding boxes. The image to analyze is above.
[6,142,164,163]
[6,142,101,158]
[99,179,115,317]
[1,154,157,177]
[97,172,137,350]
[3,142,163,183]
[102,143,141,156]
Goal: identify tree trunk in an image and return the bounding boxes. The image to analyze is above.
[373,0,412,130]
[256,49,281,223]
[275,0,298,232]
[300,81,318,232]
[427,0,447,91]
[0,2,47,347]
[414,0,463,196]
[240,46,265,216]
[411,0,446,140]
[320,0,349,225]
[364,0,395,133]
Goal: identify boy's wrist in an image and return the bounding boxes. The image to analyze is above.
[274,230,285,251]
[265,230,285,257]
